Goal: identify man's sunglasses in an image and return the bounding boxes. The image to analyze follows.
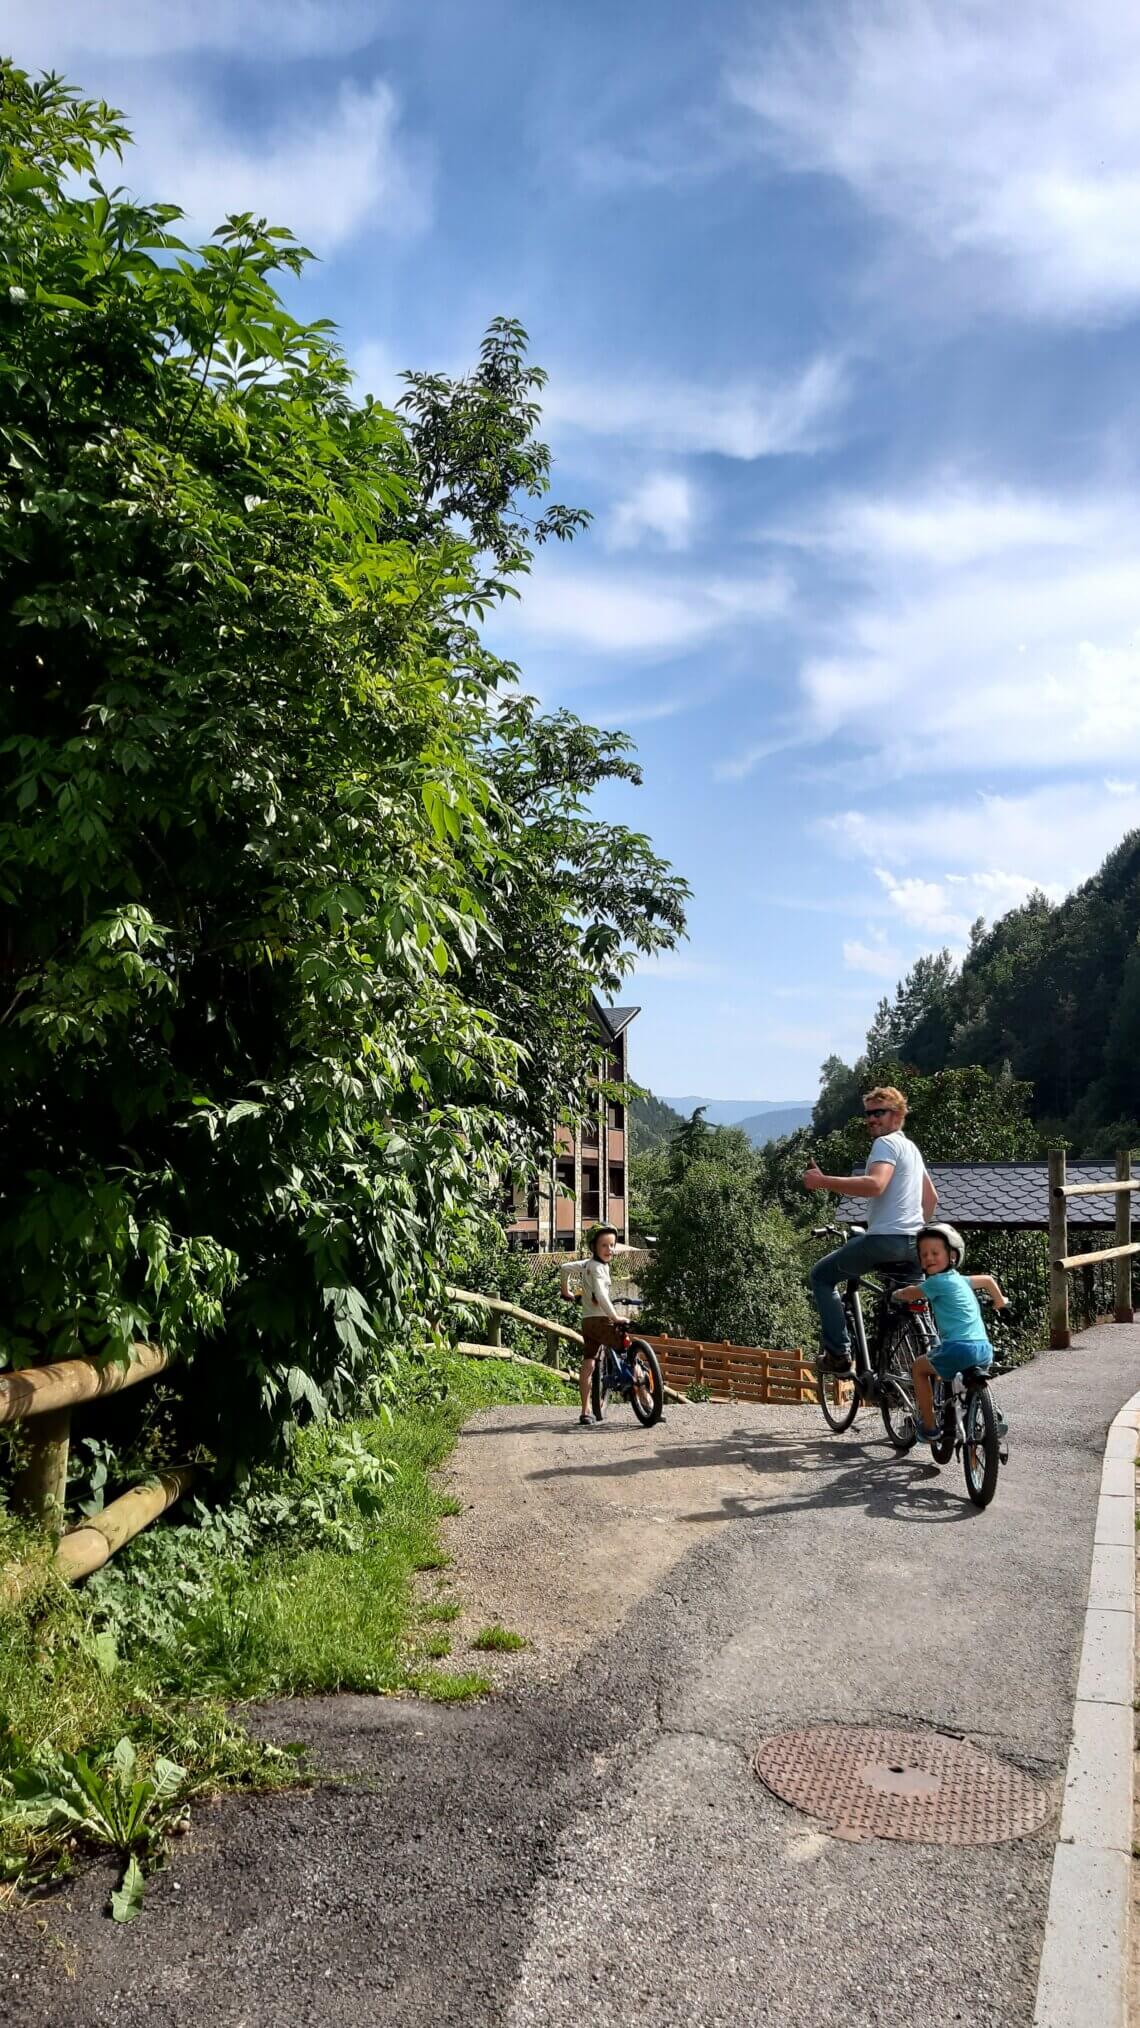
[863,1106,892,1119]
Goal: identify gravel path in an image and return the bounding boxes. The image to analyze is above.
[7,1333,1140,2027]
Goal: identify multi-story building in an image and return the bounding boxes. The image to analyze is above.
[506,1000,639,1252]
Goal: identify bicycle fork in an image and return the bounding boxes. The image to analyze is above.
[946,1379,1010,1464]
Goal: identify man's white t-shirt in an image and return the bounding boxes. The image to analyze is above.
[864,1132,929,1236]
[564,1258,619,1320]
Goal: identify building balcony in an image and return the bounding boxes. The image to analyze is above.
[608,1128,625,1162]
[554,1196,576,1234]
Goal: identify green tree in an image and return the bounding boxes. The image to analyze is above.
[0,68,685,1461]
[641,1163,813,1349]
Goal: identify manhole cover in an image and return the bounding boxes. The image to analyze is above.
[753,1726,1053,1845]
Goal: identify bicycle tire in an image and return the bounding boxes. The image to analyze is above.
[930,1380,955,1465]
[629,1339,664,1427]
[880,1375,917,1451]
[963,1384,999,1508]
[878,1317,922,1450]
[817,1365,859,1433]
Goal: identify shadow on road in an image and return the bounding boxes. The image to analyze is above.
[526,1421,979,1529]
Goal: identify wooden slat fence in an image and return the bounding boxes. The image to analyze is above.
[642,1337,816,1405]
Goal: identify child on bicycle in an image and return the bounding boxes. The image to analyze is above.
[895,1223,1009,1443]
[561,1224,624,1427]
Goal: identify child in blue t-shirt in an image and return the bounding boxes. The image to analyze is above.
[895,1223,1009,1444]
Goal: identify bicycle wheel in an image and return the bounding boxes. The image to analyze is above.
[629,1339,664,1427]
[880,1375,917,1451]
[817,1364,859,1433]
[962,1386,999,1509]
[590,1347,613,1423]
[879,1318,921,1450]
[930,1380,955,1465]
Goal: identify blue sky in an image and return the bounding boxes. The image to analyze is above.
[11,1,1140,1099]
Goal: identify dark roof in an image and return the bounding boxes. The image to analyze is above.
[594,1003,640,1040]
[836,1162,1128,1230]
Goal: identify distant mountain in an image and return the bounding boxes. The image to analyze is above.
[735,1104,813,1146]
[661,1097,812,1127]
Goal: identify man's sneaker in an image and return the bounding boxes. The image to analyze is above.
[578,1412,598,1427]
[817,1349,854,1376]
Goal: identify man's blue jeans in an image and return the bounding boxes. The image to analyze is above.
[809,1231,919,1360]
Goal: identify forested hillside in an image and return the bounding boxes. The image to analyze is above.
[630,1090,685,1152]
[814,830,1140,1151]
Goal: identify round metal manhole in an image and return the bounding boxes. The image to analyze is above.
[753,1726,1053,1846]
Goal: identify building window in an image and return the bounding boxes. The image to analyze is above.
[608,1101,624,1130]
[609,1166,624,1200]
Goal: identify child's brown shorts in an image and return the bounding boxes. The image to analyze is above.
[580,1317,619,1355]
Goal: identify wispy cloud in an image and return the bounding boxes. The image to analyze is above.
[608,474,694,553]
[828,784,1140,892]
[500,561,791,659]
[6,0,384,57]
[543,354,847,458]
[736,479,1140,781]
[842,931,902,978]
[112,77,430,250]
[730,1,1140,323]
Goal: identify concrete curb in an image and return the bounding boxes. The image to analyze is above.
[1033,1387,1140,2028]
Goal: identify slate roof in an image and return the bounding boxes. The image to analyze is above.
[594,1003,640,1040]
[836,1162,1129,1230]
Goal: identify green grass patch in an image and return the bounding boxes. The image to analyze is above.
[1,1353,557,1895]
[471,1624,528,1653]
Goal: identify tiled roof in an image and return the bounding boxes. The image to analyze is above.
[836,1162,1129,1230]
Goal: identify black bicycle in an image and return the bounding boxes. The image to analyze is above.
[812,1224,935,1450]
[591,1304,665,1428]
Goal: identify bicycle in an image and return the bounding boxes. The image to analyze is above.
[893,1290,1011,1509]
[590,1303,665,1428]
[811,1224,935,1451]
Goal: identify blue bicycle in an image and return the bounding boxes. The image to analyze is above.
[591,1306,665,1427]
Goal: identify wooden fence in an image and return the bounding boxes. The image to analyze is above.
[0,1341,192,1593]
[1048,1148,1138,1349]
[642,1337,817,1405]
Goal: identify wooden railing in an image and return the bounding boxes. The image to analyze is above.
[0,1341,192,1591]
[446,1288,685,1403]
[1048,1149,1138,1349]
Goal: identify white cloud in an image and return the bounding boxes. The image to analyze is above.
[830,783,1140,893]
[842,932,902,978]
[741,480,1140,782]
[731,2,1140,323]
[500,562,790,659]
[1106,777,1138,797]
[609,475,694,553]
[6,0,382,57]
[113,78,430,250]
[543,353,846,458]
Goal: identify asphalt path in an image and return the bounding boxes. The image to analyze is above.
[6,1327,1140,2028]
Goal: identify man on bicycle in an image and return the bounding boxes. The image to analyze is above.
[802,1085,938,1375]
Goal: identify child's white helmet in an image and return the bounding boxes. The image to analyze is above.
[917,1222,966,1267]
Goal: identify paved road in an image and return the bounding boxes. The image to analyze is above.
[7,1329,1140,2027]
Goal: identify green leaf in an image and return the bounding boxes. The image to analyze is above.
[111,1854,145,1923]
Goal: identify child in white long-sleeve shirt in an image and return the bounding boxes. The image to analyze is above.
[560,1224,622,1427]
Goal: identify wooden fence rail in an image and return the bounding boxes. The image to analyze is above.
[1049,1148,1136,1349]
[642,1338,817,1405]
[0,1341,192,1592]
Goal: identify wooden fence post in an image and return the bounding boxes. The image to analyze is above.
[1048,1148,1071,1350]
[488,1313,502,1348]
[12,1406,72,1534]
[1115,1149,1135,1323]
